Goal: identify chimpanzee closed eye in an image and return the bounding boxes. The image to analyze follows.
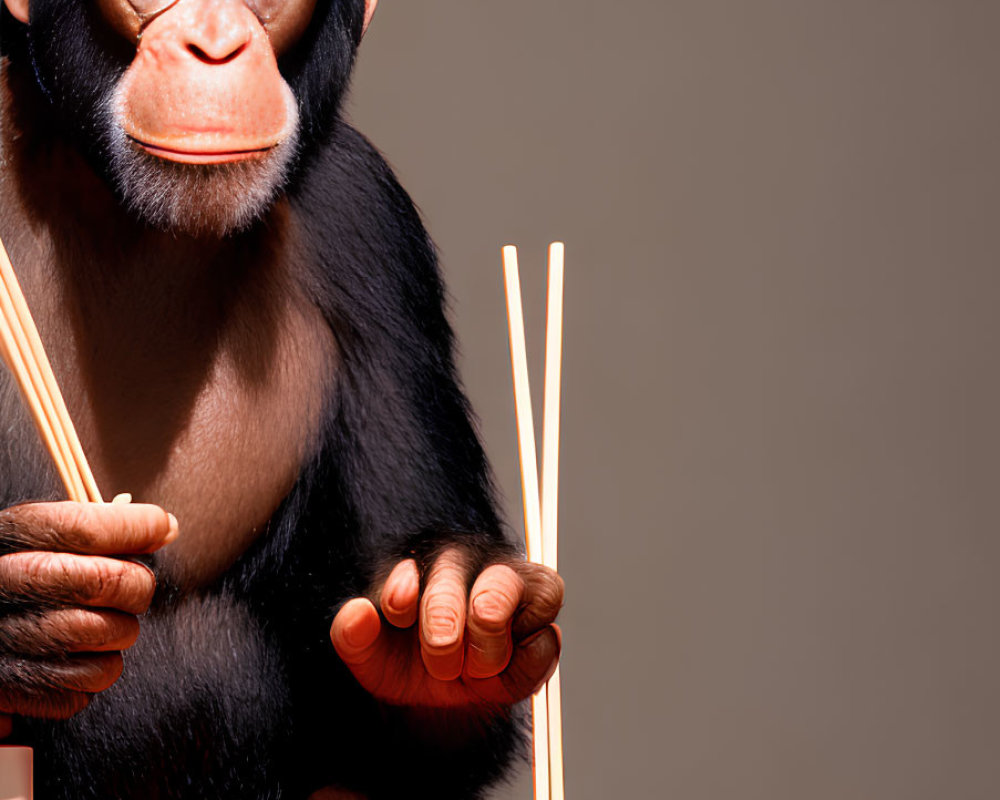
[0,0,562,797]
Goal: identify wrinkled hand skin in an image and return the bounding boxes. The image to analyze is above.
[0,502,177,737]
[331,546,564,709]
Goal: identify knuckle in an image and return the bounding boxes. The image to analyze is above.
[83,560,153,613]
[21,551,60,587]
[0,609,78,656]
[433,546,468,566]
[0,553,20,594]
[0,551,79,606]
[46,608,92,646]
[42,609,97,652]
[57,504,92,552]
[0,507,22,552]
[423,566,468,604]
[426,548,471,583]
[0,504,55,552]
[549,569,566,596]
[83,558,123,603]
[84,559,111,602]
[529,568,565,611]
[424,603,461,631]
[471,589,518,631]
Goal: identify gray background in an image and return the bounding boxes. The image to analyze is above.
[349,3,1000,798]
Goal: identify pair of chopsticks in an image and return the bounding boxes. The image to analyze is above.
[0,235,103,504]
[503,243,565,800]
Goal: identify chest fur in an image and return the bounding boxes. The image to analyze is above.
[2,211,335,589]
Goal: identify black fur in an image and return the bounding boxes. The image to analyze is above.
[0,2,523,797]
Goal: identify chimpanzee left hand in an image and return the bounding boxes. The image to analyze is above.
[330,547,563,708]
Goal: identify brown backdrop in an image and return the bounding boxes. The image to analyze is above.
[349,3,1000,798]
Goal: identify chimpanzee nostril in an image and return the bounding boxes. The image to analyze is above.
[181,2,254,65]
[187,41,248,65]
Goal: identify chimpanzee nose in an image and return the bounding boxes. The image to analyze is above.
[182,0,253,64]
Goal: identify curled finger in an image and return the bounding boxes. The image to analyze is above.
[511,562,565,640]
[464,564,524,680]
[420,548,469,681]
[0,502,177,556]
[467,624,561,706]
[0,551,156,614]
[331,598,383,668]
[0,608,140,656]
[379,559,419,629]
[1,652,124,694]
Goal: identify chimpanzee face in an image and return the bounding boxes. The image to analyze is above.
[3,0,377,236]
[103,0,309,235]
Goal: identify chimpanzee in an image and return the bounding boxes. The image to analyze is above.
[0,1,563,797]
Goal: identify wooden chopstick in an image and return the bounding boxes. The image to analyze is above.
[0,235,102,503]
[1,252,102,502]
[0,299,79,497]
[541,243,565,800]
[541,242,563,572]
[503,243,566,800]
[503,245,551,800]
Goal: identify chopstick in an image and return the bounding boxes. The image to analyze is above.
[503,243,566,800]
[541,243,565,800]
[0,235,102,503]
[503,245,551,799]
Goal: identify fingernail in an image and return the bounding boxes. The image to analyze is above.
[385,591,415,620]
[164,513,179,544]
[135,560,156,580]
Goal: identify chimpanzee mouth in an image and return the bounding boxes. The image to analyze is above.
[105,84,301,237]
[109,129,299,237]
[129,138,274,165]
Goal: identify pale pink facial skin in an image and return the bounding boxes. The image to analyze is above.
[114,0,297,164]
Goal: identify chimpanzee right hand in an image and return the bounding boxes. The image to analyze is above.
[0,501,177,737]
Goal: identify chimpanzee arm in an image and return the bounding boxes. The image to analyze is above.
[295,122,509,564]
[286,122,533,798]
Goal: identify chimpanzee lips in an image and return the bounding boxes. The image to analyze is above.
[130,138,273,165]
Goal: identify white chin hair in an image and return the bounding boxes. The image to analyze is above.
[106,129,299,238]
